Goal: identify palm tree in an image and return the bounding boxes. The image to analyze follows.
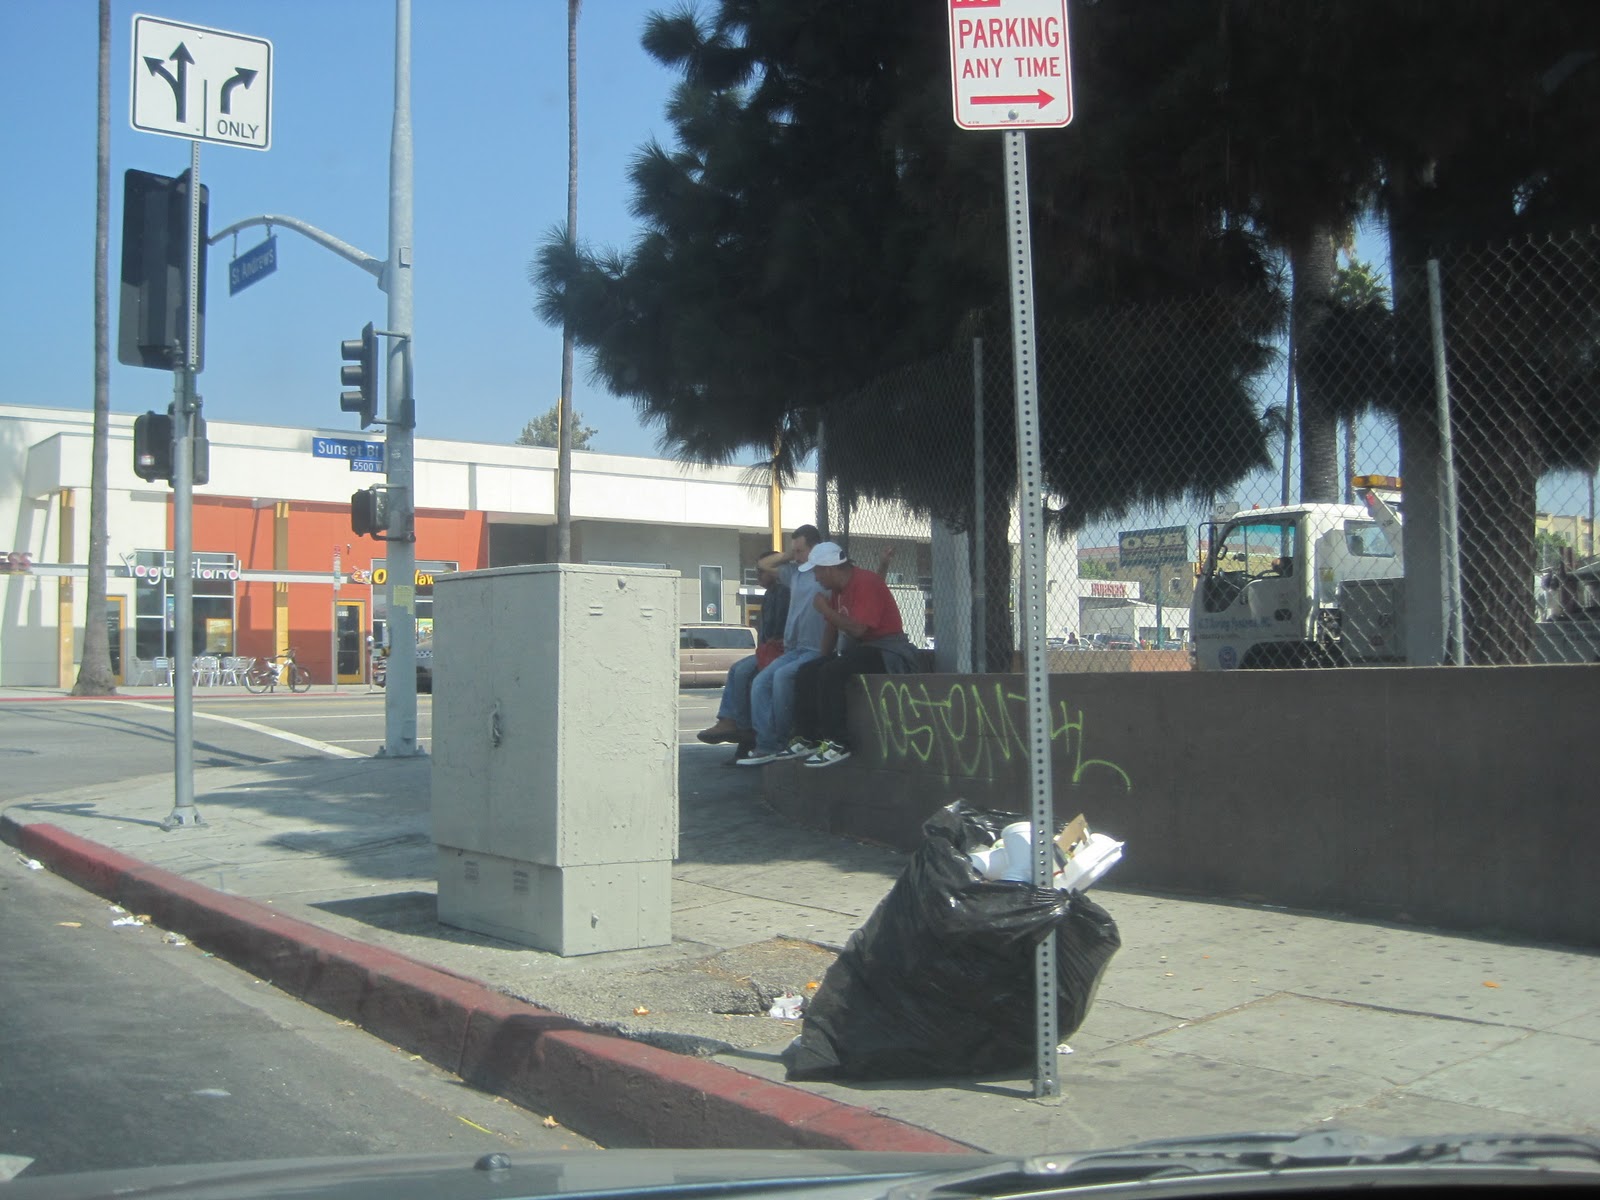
[555,0,580,563]
[73,0,115,696]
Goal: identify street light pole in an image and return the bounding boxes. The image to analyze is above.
[380,0,421,757]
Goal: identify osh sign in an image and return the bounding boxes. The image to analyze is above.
[1119,526,1189,567]
[131,14,273,150]
[948,0,1072,130]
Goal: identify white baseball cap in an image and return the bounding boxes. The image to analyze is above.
[800,541,847,572]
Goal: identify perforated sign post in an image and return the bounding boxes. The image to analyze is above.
[948,0,1073,1101]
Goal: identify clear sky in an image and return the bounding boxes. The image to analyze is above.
[1,0,683,457]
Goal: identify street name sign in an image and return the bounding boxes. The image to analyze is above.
[229,235,277,295]
[131,15,273,150]
[313,436,385,462]
[948,0,1072,130]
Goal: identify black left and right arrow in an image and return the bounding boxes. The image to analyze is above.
[143,41,194,122]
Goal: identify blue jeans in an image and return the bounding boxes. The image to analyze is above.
[749,647,821,753]
[716,654,761,731]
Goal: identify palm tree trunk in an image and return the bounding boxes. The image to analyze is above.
[555,0,580,563]
[73,0,115,696]
[1292,227,1341,504]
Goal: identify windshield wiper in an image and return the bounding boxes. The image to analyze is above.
[885,1131,1600,1199]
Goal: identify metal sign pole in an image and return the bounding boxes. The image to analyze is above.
[165,138,204,830]
[331,548,342,693]
[972,337,987,673]
[1002,129,1058,1098]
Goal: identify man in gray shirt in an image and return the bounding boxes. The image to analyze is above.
[739,524,825,765]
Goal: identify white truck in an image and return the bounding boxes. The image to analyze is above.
[1190,476,1406,670]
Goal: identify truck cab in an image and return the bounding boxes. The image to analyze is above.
[1190,478,1405,669]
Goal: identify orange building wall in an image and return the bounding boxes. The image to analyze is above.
[182,497,489,682]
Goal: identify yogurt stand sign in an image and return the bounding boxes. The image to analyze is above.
[948,0,1072,130]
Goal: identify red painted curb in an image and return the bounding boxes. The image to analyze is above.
[2,817,973,1155]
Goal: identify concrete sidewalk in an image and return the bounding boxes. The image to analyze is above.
[3,712,1599,1154]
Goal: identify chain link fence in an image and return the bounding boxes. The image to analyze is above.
[817,228,1600,673]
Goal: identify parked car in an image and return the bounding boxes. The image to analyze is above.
[1090,632,1140,651]
[679,623,757,686]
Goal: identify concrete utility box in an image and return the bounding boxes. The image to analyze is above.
[431,564,678,955]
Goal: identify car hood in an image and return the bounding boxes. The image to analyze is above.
[0,1149,994,1200]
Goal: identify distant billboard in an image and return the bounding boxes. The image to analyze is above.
[1118,525,1188,567]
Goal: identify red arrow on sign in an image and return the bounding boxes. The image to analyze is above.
[971,88,1056,108]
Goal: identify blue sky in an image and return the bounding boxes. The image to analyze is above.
[2,2,1402,474]
[2,0,683,456]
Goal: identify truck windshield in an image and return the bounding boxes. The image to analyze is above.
[1212,519,1298,580]
[1344,520,1395,558]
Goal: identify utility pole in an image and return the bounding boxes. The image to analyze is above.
[207,0,418,758]
[381,0,421,756]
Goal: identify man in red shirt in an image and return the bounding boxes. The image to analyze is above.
[781,542,920,767]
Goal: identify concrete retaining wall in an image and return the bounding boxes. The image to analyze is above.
[763,665,1600,947]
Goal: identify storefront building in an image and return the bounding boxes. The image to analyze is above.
[0,404,825,688]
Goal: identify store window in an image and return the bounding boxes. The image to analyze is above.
[369,559,457,650]
[132,550,239,659]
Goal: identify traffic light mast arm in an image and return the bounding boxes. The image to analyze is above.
[209,214,384,283]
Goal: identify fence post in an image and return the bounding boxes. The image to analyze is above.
[1426,258,1466,665]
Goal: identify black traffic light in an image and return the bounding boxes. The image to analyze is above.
[119,169,208,371]
[351,486,390,539]
[132,412,173,482]
[341,322,379,428]
[132,410,210,486]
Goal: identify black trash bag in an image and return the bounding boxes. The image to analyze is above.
[783,802,1120,1082]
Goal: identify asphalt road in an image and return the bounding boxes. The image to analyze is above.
[0,849,594,1181]
[2,686,723,806]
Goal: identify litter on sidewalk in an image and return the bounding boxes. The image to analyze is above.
[783,802,1121,1083]
[965,813,1125,892]
[767,991,805,1020]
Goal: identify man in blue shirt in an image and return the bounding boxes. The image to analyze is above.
[738,525,826,766]
[695,565,789,752]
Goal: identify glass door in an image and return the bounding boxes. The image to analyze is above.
[336,601,366,683]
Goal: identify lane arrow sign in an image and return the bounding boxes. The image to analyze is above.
[220,67,257,114]
[142,41,194,123]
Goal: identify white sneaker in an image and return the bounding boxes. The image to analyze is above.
[775,739,818,761]
[737,748,783,766]
[802,741,853,768]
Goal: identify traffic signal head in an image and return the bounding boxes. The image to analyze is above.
[341,322,379,429]
[351,486,390,539]
[131,410,209,486]
[133,412,174,482]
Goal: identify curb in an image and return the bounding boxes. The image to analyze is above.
[2,816,973,1156]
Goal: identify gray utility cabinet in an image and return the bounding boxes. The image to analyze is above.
[431,564,679,955]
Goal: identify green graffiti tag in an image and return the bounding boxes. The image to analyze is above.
[858,677,1132,790]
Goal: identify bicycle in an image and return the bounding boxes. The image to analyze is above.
[243,647,312,694]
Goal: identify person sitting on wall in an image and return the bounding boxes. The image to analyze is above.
[695,565,790,761]
[721,525,829,766]
[778,541,921,769]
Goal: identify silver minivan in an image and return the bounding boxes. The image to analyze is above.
[678,624,757,686]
